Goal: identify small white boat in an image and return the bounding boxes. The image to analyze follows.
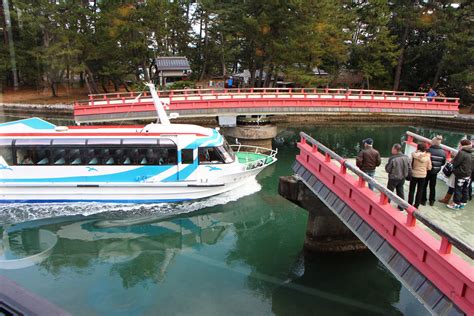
[0,84,277,203]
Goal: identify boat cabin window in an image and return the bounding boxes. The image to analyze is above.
[7,138,178,166]
[0,146,13,165]
[181,149,194,164]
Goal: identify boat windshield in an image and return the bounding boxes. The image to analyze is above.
[198,139,235,164]
[216,145,234,163]
[221,139,235,161]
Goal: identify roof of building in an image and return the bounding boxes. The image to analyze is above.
[153,57,191,71]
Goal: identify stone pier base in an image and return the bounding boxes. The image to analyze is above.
[222,124,277,149]
[279,175,367,253]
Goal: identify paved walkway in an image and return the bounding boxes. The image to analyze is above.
[347,158,473,263]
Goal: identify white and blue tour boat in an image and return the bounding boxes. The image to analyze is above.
[0,84,277,203]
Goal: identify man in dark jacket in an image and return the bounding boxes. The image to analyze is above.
[447,139,472,210]
[385,144,411,209]
[421,136,446,206]
[356,138,381,191]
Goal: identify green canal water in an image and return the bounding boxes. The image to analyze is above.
[0,121,468,315]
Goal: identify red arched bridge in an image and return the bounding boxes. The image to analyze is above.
[292,132,472,315]
[73,88,459,123]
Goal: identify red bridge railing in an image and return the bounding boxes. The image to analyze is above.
[74,88,459,113]
[297,132,473,314]
[80,87,459,102]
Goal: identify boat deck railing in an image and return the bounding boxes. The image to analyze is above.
[230,145,278,170]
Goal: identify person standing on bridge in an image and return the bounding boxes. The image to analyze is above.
[408,143,432,208]
[426,87,437,101]
[447,139,472,210]
[421,136,446,206]
[356,138,381,191]
[385,143,411,208]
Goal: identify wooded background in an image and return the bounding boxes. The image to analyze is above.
[1,0,472,105]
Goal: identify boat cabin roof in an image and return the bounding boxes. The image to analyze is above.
[0,118,215,138]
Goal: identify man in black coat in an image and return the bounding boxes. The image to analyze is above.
[421,136,446,206]
[447,139,472,210]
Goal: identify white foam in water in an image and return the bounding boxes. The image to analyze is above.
[0,179,262,224]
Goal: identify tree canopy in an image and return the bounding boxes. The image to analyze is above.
[0,0,472,105]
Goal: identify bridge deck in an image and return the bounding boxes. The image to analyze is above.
[348,158,474,262]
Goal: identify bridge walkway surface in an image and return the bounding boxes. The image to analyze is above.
[346,157,474,262]
[293,132,473,315]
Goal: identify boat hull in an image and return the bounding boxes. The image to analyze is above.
[0,165,266,203]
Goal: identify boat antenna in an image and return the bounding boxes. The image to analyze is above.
[145,82,170,125]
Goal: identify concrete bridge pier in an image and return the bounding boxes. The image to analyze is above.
[220,116,277,149]
[279,175,367,253]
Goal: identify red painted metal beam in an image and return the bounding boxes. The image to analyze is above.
[296,135,473,314]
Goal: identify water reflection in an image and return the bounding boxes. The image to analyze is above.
[1,202,273,285]
[0,226,58,269]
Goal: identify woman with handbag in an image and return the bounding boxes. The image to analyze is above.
[438,162,455,204]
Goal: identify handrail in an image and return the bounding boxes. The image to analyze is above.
[299,131,473,259]
[405,131,459,155]
[230,144,278,170]
[300,132,412,211]
[75,88,460,106]
[85,87,451,97]
[231,144,278,156]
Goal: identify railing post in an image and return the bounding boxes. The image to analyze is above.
[325,152,331,162]
[340,160,347,174]
[358,176,365,188]
[439,237,452,255]
[405,207,416,227]
[312,143,318,152]
[301,135,307,145]
[379,193,389,205]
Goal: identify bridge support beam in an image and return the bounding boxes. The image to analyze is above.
[222,124,277,149]
[279,175,367,252]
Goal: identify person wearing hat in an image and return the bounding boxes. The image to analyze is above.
[421,135,446,206]
[356,138,381,190]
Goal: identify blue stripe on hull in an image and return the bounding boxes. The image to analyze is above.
[0,199,189,204]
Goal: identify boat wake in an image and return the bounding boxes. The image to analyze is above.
[0,180,262,225]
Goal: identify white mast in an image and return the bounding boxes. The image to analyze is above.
[145,82,171,125]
